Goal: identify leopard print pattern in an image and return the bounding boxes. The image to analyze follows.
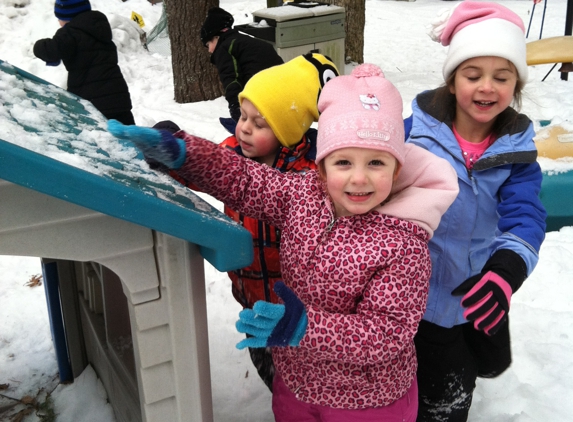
[179,134,431,409]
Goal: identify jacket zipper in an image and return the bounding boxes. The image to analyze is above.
[292,217,336,396]
[309,216,336,264]
[467,168,479,195]
[326,217,335,232]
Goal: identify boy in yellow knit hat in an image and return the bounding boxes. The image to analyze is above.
[158,53,339,391]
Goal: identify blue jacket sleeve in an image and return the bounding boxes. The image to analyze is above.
[404,115,413,140]
[493,161,547,274]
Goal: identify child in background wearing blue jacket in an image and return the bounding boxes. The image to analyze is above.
[404,1,547,420]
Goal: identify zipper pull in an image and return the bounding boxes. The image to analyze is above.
[467,169,479,195]
[326,218,335,232]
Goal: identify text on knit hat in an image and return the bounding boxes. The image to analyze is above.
[316,63,405,165]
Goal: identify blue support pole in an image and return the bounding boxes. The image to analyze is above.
[42,260,73,382]
[540,0,548,39]
[526,2,537,38]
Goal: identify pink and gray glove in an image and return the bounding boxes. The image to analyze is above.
[452,250,527,336]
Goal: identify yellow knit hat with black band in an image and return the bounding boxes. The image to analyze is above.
[238,53,339,148]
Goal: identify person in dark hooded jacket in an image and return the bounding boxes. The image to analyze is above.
[33,0,134,125]
[200,7,284,122]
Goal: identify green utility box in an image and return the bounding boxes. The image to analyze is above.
[236,3,346,74]
[540,170,573,232]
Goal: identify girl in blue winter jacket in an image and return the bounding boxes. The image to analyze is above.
[404,1,547,420]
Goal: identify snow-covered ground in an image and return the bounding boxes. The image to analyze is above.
[1,0,572,421]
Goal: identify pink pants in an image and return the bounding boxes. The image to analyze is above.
[272,372,418,422]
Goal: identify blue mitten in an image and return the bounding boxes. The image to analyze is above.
[46,60,61,66]
[107,119,186,169]
[236,282,307,349]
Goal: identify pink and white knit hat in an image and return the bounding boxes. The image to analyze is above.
[316,63,405,165]
[429,0,528,81]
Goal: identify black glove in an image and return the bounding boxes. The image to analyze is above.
[452,250,527,335]
[229,102,241,122]
[145,120,183,171]
[152,120,181,134]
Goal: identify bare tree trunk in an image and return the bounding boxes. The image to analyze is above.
[165,0,223,103]
[320,0,365,64]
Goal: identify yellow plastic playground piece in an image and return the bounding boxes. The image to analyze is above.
[526,36,573,65]
[535,125,573,159]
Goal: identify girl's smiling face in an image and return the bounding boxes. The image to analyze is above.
[322,147,400,218]
[450,56,518,139]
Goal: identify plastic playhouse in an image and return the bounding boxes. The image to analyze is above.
[0,59,252,422]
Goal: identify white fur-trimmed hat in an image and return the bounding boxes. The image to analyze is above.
[429,0,528,81]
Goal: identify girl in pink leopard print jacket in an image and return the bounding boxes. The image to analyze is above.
[108,64,458,421]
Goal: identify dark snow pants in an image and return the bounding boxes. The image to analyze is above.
[248,341,275,392]
[414,319,511,421]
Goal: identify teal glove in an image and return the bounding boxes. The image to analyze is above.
[236,282,307,349]
[107,119,187,169]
